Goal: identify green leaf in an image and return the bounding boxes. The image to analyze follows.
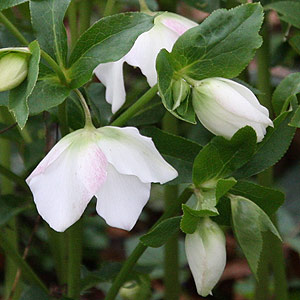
[230,181,284,215]
[216,177,237,202]
[0,0,28,11]
[0,195,31,226]
[30,0,70,66]
[192,126,257,186]
[182,0,220,12]
[20,286,50,300]
[140,216,181,248]
[266,1,300,29]
[234,112,296,179]
[68,12,154,88]
[0,91,8,106]
[272,72,300,115]
[9,40,40,128]
[289,34,300,55]
[157,3,263,122]
[28,77,70,115]
[231,195,281,277]
[180,204,218,234]
[141,127,202,184]
[289,105,300,127]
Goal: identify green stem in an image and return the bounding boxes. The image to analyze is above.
[67,220,83,299]
[111,85,158,127]
[162,113,180,300]
[68,1,78,50]
[139,0,152,13]
[0,232,48,294]
[79,0,92,35]
[0,12,28,45]
[104,187,193,300]
[104,0,116,16]
[0,12,68,86]
[58,102,69,137]
[0,108,21,300]
[75,89,93,128]
[255,17,288,300]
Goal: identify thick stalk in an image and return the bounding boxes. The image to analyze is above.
[68,1,78,50]
[111,85,158,127]
[104,0,116,16]
[255,18,288,300]
[104,188,193,300]
[0,108,20,300]
[67,220,83,299]
[162,113,180,300]
[75,89,93,128]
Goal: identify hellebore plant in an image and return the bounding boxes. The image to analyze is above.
[94,12,197,113]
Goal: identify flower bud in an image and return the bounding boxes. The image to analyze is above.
[192,77,273,142]
[172,78,190,110]
[185,218,226,297]
[0,52,29,92]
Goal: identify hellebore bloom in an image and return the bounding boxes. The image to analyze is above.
[192,78,273,142]
[26,126,177,232]
[94,12,197,113]
[185,218,226,297]
[0,49,30,92]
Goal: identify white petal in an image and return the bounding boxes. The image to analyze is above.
[94,59,126,113]
[96,163,150,231]
[97,126,178,184]
[26,131,108,232]
[217,78,271,116]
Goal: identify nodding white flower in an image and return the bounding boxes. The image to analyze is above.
[26,126,177,232]
[185,218,226,297]
[94,12,197,113]
[192,78,273,142]
[0,50,30,92]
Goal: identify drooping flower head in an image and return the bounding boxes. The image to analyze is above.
[26,126,178,232]
[94,12,197,113]
[185,218,226,297]
[192,78,273,142]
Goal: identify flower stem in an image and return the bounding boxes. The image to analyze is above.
[68,0,78,50]
[67,220,83,300]
[103,0,116,16]
[79,0,92,35]
[110,85,158,127]
[139,0,152,13]
[0,232,48,294]
[0,12,68,86]
[255,17,288,300]
[104,187,193,300]
[75,89,93,128]
[162,113,180,300]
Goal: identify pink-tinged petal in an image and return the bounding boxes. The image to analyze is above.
[26,130,108,232]
[159,12,198,35]
[96,163,150,231]
[27,129,83,180]
[94,59,126,113]
[97,126,178,184]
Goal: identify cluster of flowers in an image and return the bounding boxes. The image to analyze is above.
[0,12,273,297]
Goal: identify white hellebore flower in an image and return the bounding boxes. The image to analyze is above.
[94,12,197,113]
[26,126,177,232]
[185,218,226,297]
[192,77,273,142]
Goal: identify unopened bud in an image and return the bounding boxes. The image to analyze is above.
[172,78,190,110]
[185,217,226,297]
[0,51,29,92]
